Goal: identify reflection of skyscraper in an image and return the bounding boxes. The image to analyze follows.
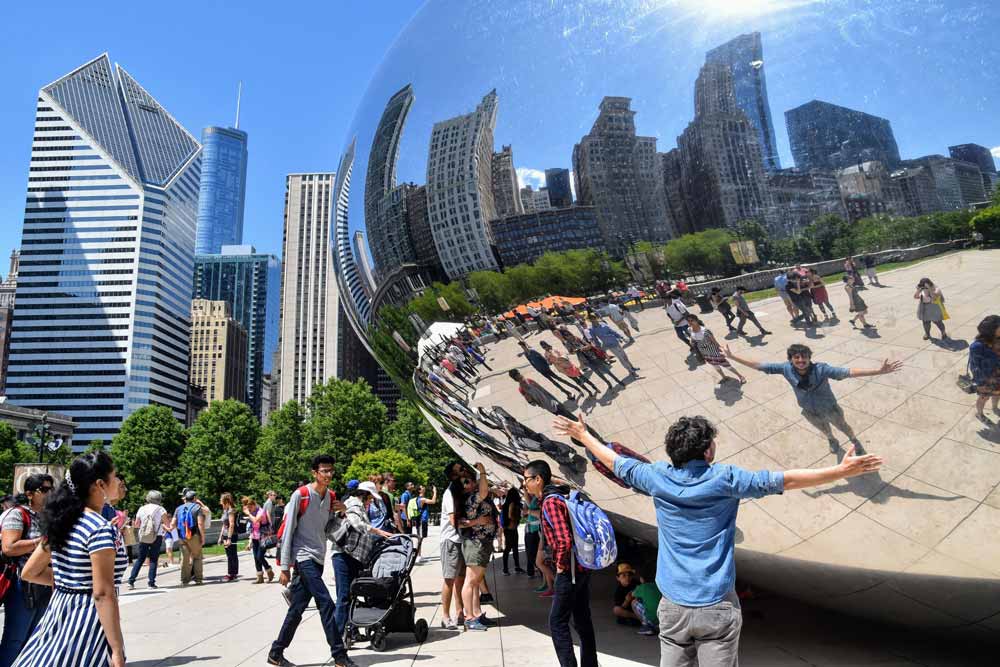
[520,185,552,213]
[706,32,781,172]
[333,142,372,325]
[193,246,280,419]
[196,126,248,253]
[544,168,573,208]
[353,230,377,299]
[365,85,416,276]
[427,90,499,279]
[573,97,674,249]
[902,155,986,210]
[7,54,201,444]
[949,143,997,195]
[786,100,901,172]
[677,63,769,231]
[491,145,524,218]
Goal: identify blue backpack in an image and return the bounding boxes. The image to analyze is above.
[543,490,617,576]
[176,503,197,541]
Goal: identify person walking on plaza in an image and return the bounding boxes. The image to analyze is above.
[559,327,624,390]
[587,316,639,376]
[174,489,205,586]
[501,485,524,575]
[844,255,863,287]
[439,463,470,630]
[663,291,693,347]
[600,300,635,342]
[843,274,872,329]
[541,340,600,396]
[732,286,771,336]
[726,343,902,451]
[410,485,437,563]
[523,488,541,579]
[773,271,799,322]
[457,463,495,631]
[126,490,166,590]
[970,315,1000,424]
[269,454,356,667]
[808,269,835,320]
[13,452,127,667]
[863,254,881,286]
[685,315,746,385]
[554,412,883,667]
[519,340,579,399]
[219,493,240,582]
[0,474,53,665]
[523,459,598,667]
[242,496,275,584]
[788,271,817,326]
[709,287,737,332]
[914,278,949,341]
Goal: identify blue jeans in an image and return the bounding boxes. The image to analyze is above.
[331,552,362,641]
[128,536,162,585]
[271,559,345,660]
[0,576,49,667]
[549,571,597,667]
[251,539,271,573]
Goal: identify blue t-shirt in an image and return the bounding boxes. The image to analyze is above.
[760,361,850,412]
[774,273,788,294]
[614,457,783,606]
[399,490,412,522]
[419,497,430,523]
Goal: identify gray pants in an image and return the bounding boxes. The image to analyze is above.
[606,344,637,374]
[801,404,855,441]
[657,591,742,667]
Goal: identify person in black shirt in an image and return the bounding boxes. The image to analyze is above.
[612,562,640,626]
[501,486,524,575]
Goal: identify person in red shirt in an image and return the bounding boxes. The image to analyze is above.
[523,459,597,667]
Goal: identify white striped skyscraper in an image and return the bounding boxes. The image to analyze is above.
[6,54,201,445]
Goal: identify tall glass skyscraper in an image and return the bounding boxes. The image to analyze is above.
[7,54,201,445]
[193,246,280,419]
[786,100,900,172]
[195,126,248,254]
[705,32,781,172]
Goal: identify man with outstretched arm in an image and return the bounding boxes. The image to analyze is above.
[724,343,902,454]
[553,413,883,667]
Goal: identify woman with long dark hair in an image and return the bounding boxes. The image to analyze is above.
[219,493,239,582]
[970,315,1000,424]
[14,451,127,667]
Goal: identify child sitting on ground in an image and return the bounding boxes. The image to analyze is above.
[612,562,640,625]
[624,573,662,636]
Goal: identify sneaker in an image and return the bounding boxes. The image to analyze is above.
[334,656,359,667]
[456,612,465,626]
[539,589,555,599]
[478,613,497,626]
[465,619,488,631]
[127,582,135,591]
[266,653,292,666]
[441,616,458,630]
[637,625,658,636]
[502,570,511,576]
[533,583,549,593]
[148,583,157,590]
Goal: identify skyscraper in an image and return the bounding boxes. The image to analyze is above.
[278,172,335,406]
[519,185,552,213]
[365,85,416,276]
[786,100,901,172]
[193,246,280,419]
[353,230,377,299]
[902,155,987,209]
[6,54,201,445]
[705,32,781,172]
[188,299,248,403]
[426,90,500,279]
[677,64,769,231]
[0,251,17,393]
[195,125,248,254]
[544,168,573,208]
[948,143,997,175]
[491,145,524,218]
[573,97,674,249]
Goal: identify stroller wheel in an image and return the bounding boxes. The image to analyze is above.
[414,618,429,643]
[371,628,388,652]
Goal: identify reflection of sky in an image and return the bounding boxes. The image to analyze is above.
[346,0,1000,262]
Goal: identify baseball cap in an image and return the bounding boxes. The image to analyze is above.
[184,489,197,501]
[616,563,635,576]
[346,479,360,490]
[358,481,378,496]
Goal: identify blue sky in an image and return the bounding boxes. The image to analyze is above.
[1,0,998,276]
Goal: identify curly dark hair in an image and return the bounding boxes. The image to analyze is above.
[42,451,115,552]
[786,344,812,360]
[976,315,1000,345]
[664,416,717,467]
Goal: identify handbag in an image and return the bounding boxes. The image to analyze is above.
[121,524,138,547]
[934,295,949,321]
[259,513,278,549]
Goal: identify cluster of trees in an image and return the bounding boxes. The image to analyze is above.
[4,379,454,514]
[0,424,75,493]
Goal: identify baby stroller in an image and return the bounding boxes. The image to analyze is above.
[345,534,428,652]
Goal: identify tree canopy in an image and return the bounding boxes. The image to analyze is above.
[179,400,260,511]
[111,405,186,513]
[304,378,387,477]
[343,449,426,489]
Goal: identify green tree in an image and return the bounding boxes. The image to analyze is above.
[803,214,850,260]
[383,400,453,490]
[251,400,310,500]
[0,422,19,493]
[179,400,260,510]
[467,270,509,313]
[733,220,771,264]
[85,439,108,454]
[344,449,426,489]
[110,405,186,512]
[664,228,735,277]
[971,206,1000,241]
[304,378,386,477]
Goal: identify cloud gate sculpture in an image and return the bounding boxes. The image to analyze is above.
[332,0,1000,636]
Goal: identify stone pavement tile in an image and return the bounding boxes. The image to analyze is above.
[838,381,912,418]
[895,550,1000,624]
[858,474,978,548]
[940,407,1000,452]
[781,512,930,573]
[916,372,980,408]
[754,484,852,541]
[736,373,791,402]
[854,418,939,471]
[718,405,791,444]
[818,583,968,632]
[805,453,905,511]
[867,363,940,392]
[905,437,1000,501]
[692,392,757,423]
[621,399,668,428]
[903,348,966,373]
[985,484,1000,510]
[735,500,802,554]
[883,393,967,439]
[935,504,1000,577]
[756,423,837,469]
[796,404,878,441]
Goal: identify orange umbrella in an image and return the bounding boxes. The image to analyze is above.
[502,295,586,319]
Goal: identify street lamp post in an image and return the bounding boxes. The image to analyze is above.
[27,414,62,463]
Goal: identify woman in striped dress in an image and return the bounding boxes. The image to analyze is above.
[15,451,128,667]
[684,314,747,385]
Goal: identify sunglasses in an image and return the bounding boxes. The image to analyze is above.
[38,486,53,493]
[460,478,474,486]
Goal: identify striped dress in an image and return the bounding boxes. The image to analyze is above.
[14,510,128,666]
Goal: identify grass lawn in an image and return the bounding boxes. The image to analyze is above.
[201,540,249,557]
[743,250,961,304]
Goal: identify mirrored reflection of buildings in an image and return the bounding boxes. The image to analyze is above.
[544,168,574,208]
[6,54,201,446]
[0,251,18,393]
[765,169,844,233]
[491,145,524,217]
[490,206,601,267]
[786,100,901,172]
[353,230,377,299]
[193,246,280,420]
[949,143,999,195]
[188,299,248,403]
[519,185,552,213]
[899,155,987,210]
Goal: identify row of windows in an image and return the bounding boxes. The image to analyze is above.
[5,381,125,389]
[22,237,136,246]
[23,226,137,236]
[19,258,135,267]
[25,205,139,213]
[31,144,89,151]
[24,216,139,224]
[5,368,125,376]
[20,248,135,256]
[28,184,132,192]
[12,335,129,343]
[27,194,139,203]
[7,393,125,400]
[30,155,101,162]
[29,164,111,172]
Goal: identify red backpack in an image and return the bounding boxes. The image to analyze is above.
[274,486,336,567]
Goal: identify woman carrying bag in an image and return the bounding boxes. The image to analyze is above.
[915,278,949,341]
[242,496,275,584]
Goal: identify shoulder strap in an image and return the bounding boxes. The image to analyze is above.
[296,486,311,518]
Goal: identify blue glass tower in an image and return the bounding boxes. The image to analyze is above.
[193,246,280,419]
[195,126,248,254]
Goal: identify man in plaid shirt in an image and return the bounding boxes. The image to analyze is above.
[523,459,597,667]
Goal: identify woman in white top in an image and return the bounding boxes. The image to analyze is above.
[914,277,949,341]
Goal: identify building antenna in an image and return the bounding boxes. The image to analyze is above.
[235,80,243,130]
